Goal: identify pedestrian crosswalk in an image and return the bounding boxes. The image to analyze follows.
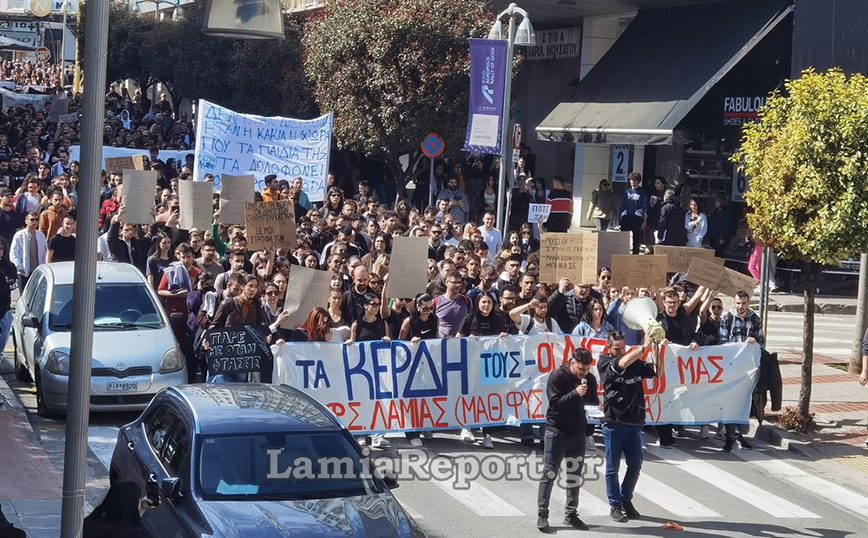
[766,311,854,360]
[86,425,868,534]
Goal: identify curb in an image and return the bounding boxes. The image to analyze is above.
[773,303,857,315]
[754,422,815,458]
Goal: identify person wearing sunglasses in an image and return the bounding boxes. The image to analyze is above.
[346,292,391,448]
[594,266,613,297]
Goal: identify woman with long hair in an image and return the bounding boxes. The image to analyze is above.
[361,232,390,271]
[685,197,708,248]
[145,232,173,291]
[319,186,344,219]
[456,292,507,449]
[482,175,497,213]
[83,481,152,538]
[518,222,539,254]
[326,286,350,328]
[594,266,613,298]
[397,292,438,446]
[276,307,332,344]
[571,298,614,340]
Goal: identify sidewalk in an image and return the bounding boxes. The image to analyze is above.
[758,354,868,473]
[766,293,859,315]
[0,373,63,538]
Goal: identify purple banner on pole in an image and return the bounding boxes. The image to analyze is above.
[463,38,507,155]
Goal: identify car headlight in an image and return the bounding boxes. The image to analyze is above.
[46,350,70,376]
[159,347,185,374]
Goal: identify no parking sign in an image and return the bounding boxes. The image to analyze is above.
[421,133,444,158]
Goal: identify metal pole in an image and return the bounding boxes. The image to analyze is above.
[59,0,109,533]
[73,0,82,94]
[494,14,516,231]
[758,246,770,342]
[60,2,68,72]
[850,252,868,373]
[428,158,434,209]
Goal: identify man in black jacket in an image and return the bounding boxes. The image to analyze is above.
[657,189,687,246]
[537,348,599,531]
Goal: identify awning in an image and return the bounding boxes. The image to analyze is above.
[536,0,793,145]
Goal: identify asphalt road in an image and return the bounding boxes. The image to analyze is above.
[2,310,867,537]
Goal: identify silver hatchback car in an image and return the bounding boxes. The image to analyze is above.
[12,262,187,417]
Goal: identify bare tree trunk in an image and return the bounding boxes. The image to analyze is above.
[849,253,868,373]
[798,262,817,423]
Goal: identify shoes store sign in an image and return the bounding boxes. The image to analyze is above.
[723,96,767,126]
[526,27,581,60]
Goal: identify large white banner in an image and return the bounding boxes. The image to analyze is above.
[0,88,51,110]
[193,100,332,202]
[69,146,193,173]
[272,335,761,434]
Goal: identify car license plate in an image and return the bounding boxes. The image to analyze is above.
[106,382,138,392]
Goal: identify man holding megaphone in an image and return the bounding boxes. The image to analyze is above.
[598,330,661,523]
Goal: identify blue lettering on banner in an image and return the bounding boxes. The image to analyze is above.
[193,100,332,202]
[480,350,522,384]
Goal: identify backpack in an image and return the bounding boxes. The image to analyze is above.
[0,506,25,538]
[522,315,552,335]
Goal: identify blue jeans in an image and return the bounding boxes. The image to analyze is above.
[537,429,585,518]
[0,311,12,354]
[602,423,643,506]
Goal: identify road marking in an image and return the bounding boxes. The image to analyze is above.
[634,473,722,518]
[432,478,524,517]
[738,450,868,518]
[647,446,820,519]
[87,426,119,471]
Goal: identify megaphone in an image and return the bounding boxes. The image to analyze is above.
[623,297,666,342]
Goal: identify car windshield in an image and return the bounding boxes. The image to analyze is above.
[49,283,163,331]
[199,432,387,501]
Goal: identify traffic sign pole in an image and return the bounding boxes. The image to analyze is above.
[420,133,444,210]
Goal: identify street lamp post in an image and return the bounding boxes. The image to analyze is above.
[489,3,534,232]
[58,0,110,535]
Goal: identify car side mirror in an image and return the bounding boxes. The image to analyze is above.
[381,468,399,490]
[169,312,185,329]
[160,477,182,499]
[21,315,40,329]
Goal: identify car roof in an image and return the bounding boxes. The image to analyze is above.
[167,384,343,436]
[42,261,147,286]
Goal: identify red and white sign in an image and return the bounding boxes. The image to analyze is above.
[34,47,50,62]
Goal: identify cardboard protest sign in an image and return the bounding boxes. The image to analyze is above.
[46,94,68,123]
[281,266,333,329]
[595,231,632,270]
[57,113,77,124]
[244,200,297,251]
[105,155,145,175]
[539,233,597,285]
[218,174,255,224]
[388,237,429,299]
[655,245,723,273]
[686,257,728,290]
[719,268,757,297]
[528,203,551,223]
[178,180,213,231]
[611,254,668,289]
[120,170,157,224]
[203,326,273,377]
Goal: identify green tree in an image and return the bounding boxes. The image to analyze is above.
[302,0,491,197]
[78,0,317,118]
[733,68,868,429]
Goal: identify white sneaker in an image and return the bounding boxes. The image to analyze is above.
[421,431,434,439]
[409,437,423,448]
[482,434,494,449]
[585,436,596,451]
[460,428,476,443]
[371,434,390,448]
[699,426,710,439]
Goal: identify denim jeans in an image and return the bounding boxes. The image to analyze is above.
[537,429,585,518]
[0,310,12,354]
[602,423,643,506]
[594,218,611,231]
